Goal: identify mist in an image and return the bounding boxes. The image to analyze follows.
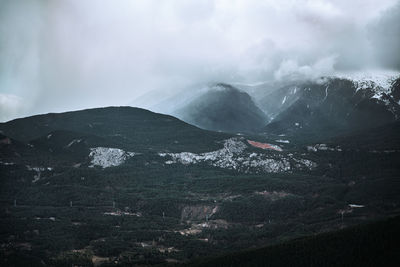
[0,0,399,122]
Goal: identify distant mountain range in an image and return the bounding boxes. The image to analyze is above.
[1,71,399,266]
[170,72,400,140]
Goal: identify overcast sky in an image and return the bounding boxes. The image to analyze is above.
[0,0,399,122]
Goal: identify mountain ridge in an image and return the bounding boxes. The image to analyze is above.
[175,83,268,133]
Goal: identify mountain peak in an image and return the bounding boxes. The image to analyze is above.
[176,83,268,133]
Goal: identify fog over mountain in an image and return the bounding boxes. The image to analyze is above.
[0,0,399,122]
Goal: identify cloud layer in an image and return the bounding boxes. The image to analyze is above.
[0,0,399,121]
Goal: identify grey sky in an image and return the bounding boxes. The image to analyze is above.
[0,0,399,122]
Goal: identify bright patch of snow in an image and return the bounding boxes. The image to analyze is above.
[159,138,315,173]
[35,217,56,221]
[104,211,141,217]
[307,144,341,152]
[293,158,317,169]
[0,161,14,166]
[349,204,365,208]
[307,146,318,152]
[89,147,136,168]
[26,165,52,183]
[334,70,400,102]
[334,70,398,91]
[66,139,82,148]
[282,95,287,105]
[275,139,290,144]
[323,85,329,101]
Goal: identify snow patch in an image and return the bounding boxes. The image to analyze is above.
[104,211,141,217]
[66,139,82,148]
[307,144,341,152]
[275,139,290,144]
[323,85,329,101]
[159,138,315,173]
[89,147,136,168]
[334,70,400,101]
[349,204,365,208]
[0,161,14,166]
[26,165,52,183]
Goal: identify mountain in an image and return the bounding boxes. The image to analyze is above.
[261,73,400,140]
[0,107,318,174]
[0,106,399,266]
[0,106,229,153]
[175,83,269,133]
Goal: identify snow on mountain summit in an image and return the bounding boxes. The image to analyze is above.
[332,70,400,98]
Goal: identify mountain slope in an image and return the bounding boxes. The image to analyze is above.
[175,83,268,133]
[262,74,400,139]
[0,106,230,153]
[0,106,399,266]
[187,216,400,267]
[326,120,400,151]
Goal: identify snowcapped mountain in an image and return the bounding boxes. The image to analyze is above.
[168,71,400,139]
[258,71,400,139]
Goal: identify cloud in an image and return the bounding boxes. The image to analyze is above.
[0,0,399,121]
[0,94,24,122]
[368,1,400,70]
[274,55,337,81]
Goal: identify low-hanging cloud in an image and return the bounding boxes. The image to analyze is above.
[274,55,338,81]
[368,1,400,70]
[0,0,399,121]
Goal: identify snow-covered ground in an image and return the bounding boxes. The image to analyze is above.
[275,139,290,144]
[103,211,141,217]
[334,70,398,92]
[26,165,53,183]
[333,70,400,103]
[159,138,316,173]
[89,147,136,168]
[307,144,341,152]
[349,204,365,208]
[0,161,14,166]
[66,139,82,148]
